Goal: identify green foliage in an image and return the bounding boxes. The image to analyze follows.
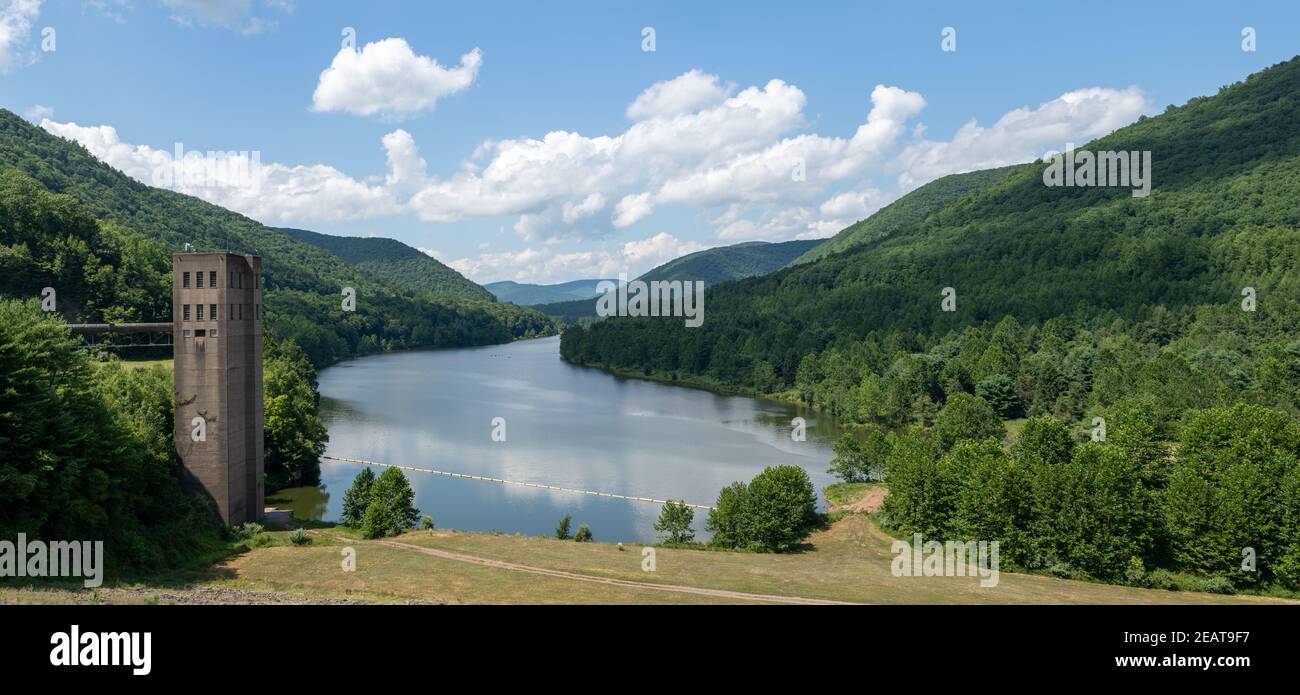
[653,500,696,545]
[573,524,593,542]
[359,468,420,539]
[263,337,328,489]
[827,428,891,483]
[555,514,572,540]
[640,239,823,286]
[0,299,220,572]
[340,468,376,528]
[278,227,494,301]
[706,466,818,553]
[419,515,435,531]
[289,528,312,546]
[932,394,1004,450]
[975,374,1020,417]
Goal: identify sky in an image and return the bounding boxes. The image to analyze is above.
[2,1,1298,284]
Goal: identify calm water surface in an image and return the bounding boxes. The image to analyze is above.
[271,336,845,543]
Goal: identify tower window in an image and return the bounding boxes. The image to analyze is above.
[183,304,191,321]
[209,271,217,287]
[183,272,190,288]
[210,304,217,320]
[196,272,204,288]
[196,304,204,321]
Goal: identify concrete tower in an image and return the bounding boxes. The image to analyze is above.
[172,253,265,525]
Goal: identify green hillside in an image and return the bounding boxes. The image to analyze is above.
[485,278,612,306]
[642,239,823,285]
[561,58,1300,591]
[279,227,493,301]
[789,166,1017,266]
[0,109,552,367]
[534,239,823,320]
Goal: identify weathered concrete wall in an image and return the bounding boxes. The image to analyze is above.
[172,253,264,525]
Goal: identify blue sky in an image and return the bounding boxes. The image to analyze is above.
[3,1,1298,283]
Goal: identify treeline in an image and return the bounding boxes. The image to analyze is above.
[869,400,1300,593]
[0,300,223,572]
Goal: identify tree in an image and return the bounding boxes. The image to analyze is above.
[555,514,572,540]
[932,393,1004,450]
[828,428,891,482]
[340,467,375,527]
[739,465,820,552]
[975,374,1020,417]
[263,337,328,489]
[573,524,593,542]
[654,500,696,545]
[359,467,420,539]
[705,482,750,549]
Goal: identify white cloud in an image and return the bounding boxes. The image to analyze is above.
[448,232,710,284]
[893,86,1151,190]
[0,0,42,73]
[626,69,732,120]
[311,39,482,119]
[24,104,54,121]
[40,118,402,224]
[562,192,606,223]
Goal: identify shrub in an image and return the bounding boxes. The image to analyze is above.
[707,465,818,553]
[555,514,572,540]
[653,500,695,545]
[289,528,312,546]
[420,515,435,531]
[573,524,593,542]
[340,468,376,528]
[359,468,420,539]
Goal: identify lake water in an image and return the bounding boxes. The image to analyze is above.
[271,336,844,543]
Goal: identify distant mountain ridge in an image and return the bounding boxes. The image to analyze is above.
[278,227,493,301]
[485,279,613,306]
[533,238,824,319]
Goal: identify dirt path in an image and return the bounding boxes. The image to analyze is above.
[372,538,857,605]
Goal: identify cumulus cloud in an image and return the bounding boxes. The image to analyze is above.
[892,86,1151,190]
[626,69,732,120]
[311,39,482,119]
[40,118,402,224]
[448,232,710,284]
[0,0,42,73]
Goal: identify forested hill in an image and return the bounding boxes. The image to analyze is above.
[278,227,494,302]
[640,239,823,285]
[0,110,552,366]
[533,239,822,319]
[561,58,1300,591]
[485,278,613,306]
[563,56,1300,416]
[788,166,1017,266]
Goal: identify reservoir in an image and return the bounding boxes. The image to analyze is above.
[273,336,844,542]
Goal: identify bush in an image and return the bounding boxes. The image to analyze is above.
[340,468,376,528]
[555,514,572,540]
[707,465,818,553]
[234,522,265,540]
[653,500,695,545]
[573,524,593,542]
[359,468,420,539]
[932,393,1004,450]
[289,528,312,546]
[419,515,434,531]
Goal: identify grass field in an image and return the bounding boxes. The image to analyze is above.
[5,486,1294,605]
